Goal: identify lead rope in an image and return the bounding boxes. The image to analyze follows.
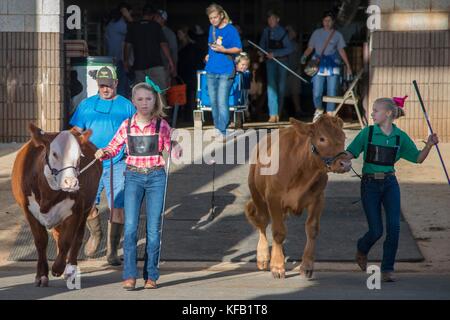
[157,120,176,268]
[350,166,363,204]
[79,158,97,175]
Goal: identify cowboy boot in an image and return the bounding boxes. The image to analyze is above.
[382,272,396,282]
[107,221,123,266]
[84,207,103,257]
[355,250,368,271]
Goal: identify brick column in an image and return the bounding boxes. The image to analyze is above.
[0,0,64,142]
[368,0,450,142]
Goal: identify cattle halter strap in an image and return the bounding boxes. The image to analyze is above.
[45,153,79,177]
[310,143,346,168]
[45,153,96,177]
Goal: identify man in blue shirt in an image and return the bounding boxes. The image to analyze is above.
[259,10,294,123]
[70,66,136,266]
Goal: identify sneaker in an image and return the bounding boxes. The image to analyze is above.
[355,250,367,271]
[213,132,225,143]
[313,109,324,122]
[268,115,277,123]
[225,130,241,139]
[382,272,396,282]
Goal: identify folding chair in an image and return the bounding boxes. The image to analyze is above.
[323,69,367,128]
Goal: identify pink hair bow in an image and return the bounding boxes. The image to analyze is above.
[393,95,408,108]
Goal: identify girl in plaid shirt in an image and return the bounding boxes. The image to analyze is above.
[95,82,182,290]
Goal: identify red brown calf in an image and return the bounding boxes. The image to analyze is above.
[245,115,349,279]
[11,123,101,287]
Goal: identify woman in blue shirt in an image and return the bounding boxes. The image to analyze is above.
[205,3,242,140]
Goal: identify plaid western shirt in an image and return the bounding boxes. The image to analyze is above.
[102,114,172,168]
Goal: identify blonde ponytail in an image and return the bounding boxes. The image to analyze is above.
[374,98,405,120]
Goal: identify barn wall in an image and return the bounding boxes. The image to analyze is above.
[368,0,450,142]
[0,0,64,142]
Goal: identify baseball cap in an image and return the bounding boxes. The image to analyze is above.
[96,66,117,87]
[158,9,168,21]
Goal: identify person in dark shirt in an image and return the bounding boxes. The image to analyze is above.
[259,10,294,123]
[105,2,133,98]
[124,5,175,91]
[177,26,204,121]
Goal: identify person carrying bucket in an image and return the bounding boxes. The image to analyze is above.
[95,80,182,290]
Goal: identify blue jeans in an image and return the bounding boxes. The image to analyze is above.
[206,73,233,136]
[358,175,401,273]
[312,74,339,112]
[266,59,287,116]
[95,159,126,208]
[122,168,166,281]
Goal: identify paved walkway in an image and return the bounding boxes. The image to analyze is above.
[0,123,449,300]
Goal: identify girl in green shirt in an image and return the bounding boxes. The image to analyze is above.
[343,96,439,282]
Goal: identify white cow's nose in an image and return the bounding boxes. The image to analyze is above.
[63,177,79,190]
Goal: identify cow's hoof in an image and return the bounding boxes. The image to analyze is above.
[51,261,66,278]
[299,266,314,279]
[271,267,285,279]
[51,266,64,278]
[51,270,61,277]
[257,260,269,271]
[35,276,49,287]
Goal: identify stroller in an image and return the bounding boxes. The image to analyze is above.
[193,70,251,129]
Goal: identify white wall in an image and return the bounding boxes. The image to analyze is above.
[370,0,450,12]
[0,0,63,33]
[370,0,450,31]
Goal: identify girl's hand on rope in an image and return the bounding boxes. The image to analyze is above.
[95,149,110,160]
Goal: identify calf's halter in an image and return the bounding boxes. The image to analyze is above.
[45,152,80,177]
[310,143,347,169]
[45,151,97,177]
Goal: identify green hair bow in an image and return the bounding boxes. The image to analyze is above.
[145,76,169,94]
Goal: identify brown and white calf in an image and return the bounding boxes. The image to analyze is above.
[11,123,102,287]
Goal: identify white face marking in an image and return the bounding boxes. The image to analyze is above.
[45,131,81,191]
[27,193,75,229]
